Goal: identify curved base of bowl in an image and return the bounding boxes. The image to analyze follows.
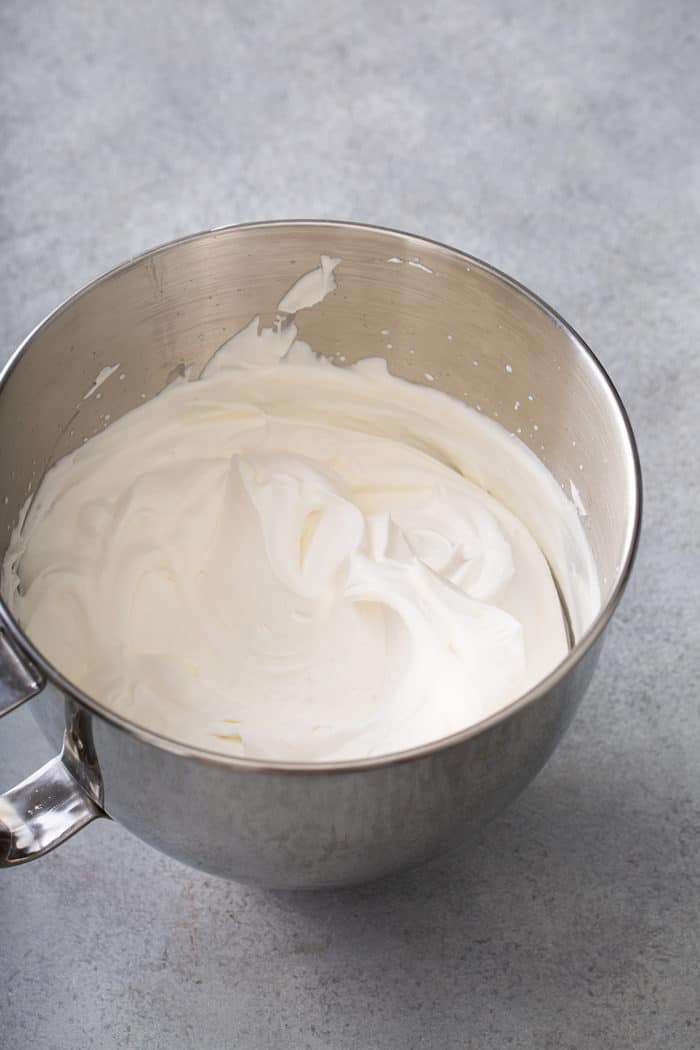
[104,650,601,889]
[25,642,600,889]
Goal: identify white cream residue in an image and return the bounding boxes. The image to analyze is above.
[277,254,340,313]
[408,259,433,273]
[569,479,588,517]
[1,258,599,762]
[82,363,120,399]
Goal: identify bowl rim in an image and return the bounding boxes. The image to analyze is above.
[0,218,643,774]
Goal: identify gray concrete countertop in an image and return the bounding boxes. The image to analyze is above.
[1,2,698,1047]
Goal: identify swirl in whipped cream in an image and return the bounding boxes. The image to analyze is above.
[1,257,598,761]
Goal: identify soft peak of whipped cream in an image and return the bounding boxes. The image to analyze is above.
[1,256,598,761]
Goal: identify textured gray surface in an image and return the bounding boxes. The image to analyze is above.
[1,1,698,1047]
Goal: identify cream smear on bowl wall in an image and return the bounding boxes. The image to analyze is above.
[1,257,600,762]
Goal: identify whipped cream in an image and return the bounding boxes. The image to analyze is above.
[1,257,599,761]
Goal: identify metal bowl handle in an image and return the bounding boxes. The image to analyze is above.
[0,629,102,866]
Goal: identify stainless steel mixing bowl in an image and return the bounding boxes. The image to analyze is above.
[0,221,641,888]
